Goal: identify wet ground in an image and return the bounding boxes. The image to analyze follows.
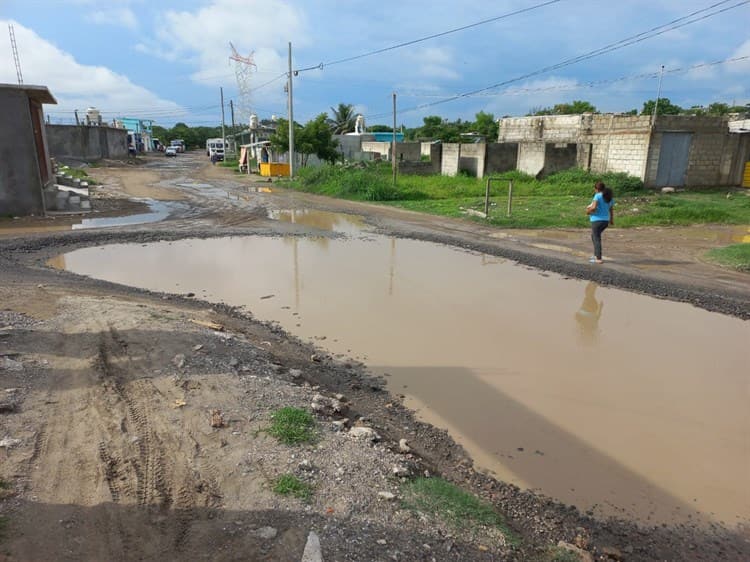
[56,230,750,530]
[3,151,749,560]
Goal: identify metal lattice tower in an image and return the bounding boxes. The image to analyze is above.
[229,42,256,125]
[8,24,23,85]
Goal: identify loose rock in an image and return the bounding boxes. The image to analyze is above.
[348,426,380,442]
[301,530,323,562]
[398,439,411,453]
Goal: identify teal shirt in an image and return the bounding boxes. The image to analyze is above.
[590,192,613,222]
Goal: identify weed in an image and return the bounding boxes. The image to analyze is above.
[267,407,315,445]
[544,545,583,562]
[401,477,518,544]
[706,243,750,271]
[273,474,312,501]
[0,516,8,540]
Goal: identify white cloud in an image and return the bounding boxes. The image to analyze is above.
[86,7,138,29]
[727,39,750,74]
[0,20,182,120]
[150,0,307,84]
[406,47,460,80]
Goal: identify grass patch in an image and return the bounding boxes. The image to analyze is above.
[401,477,518,544]
[267,407,315,445]
[57,165,98,184]
[706,243,750,271]
[0,516,8,540]
[544,545,583,562]
[273,474,313,501]
[285,163,750,228]
[220,157,239,169]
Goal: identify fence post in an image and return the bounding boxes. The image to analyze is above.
[507,179,513,217]
[484,178,491,217]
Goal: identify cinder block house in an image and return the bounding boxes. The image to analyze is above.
[0,83,57,216]
[496,114,750,187]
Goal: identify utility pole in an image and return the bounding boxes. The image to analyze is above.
[392,92,397,187]
[220,87,226,153]
[230,100,235,132]
[288,42,295,178]
[652,64,665,126]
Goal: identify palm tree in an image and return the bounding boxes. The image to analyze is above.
[329,103,356,134]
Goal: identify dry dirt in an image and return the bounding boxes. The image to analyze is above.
[0,153,748,561]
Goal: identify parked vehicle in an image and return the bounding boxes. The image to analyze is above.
[170,139,185,153]
[205,138,225,161]
[165,146,177,157]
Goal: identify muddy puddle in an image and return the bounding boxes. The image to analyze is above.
[71,200,176,230]
[53,235,749,529]
[267,209,366,233]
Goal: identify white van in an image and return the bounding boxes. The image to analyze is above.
[205,138,225,161]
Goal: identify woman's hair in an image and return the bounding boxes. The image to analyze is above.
[595,181,613,203]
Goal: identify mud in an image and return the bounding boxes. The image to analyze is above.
[1,152,748,561]
[55,235,750,529]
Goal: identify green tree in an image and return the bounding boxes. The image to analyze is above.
[472,111,499,141]
[641,98,682,116]
[529,100,597,115]
[329,103,356,134]
[298,113,340,165]
[269,115,339,166]
[368,124,393,132]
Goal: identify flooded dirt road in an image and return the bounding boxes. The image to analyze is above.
[56,232,750,529]
[3,153,750,561]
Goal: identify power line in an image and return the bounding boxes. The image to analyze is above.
[366,0,750,119]
[294,0,562,73]
[399,56,750,98]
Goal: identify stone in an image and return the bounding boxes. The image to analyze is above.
[556,541,594,562]
[298,459,314,472]
[193,344,203,351]
[331,419,348,432]
[311,394,348,417]
[0,358,23,372]
[301,530,323,562]
[210,409,225,428]
[289,368,303,379]
[252,526,277,540]
[172,354,186,369]
[398,439,411,453]
[348,426,380,442]
[661,187,676,193]
[378,491,396,501]
[0,437,22,448]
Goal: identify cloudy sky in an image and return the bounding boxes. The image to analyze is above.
[1,0,749,128]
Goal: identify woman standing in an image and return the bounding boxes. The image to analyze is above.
[586,181,614,264]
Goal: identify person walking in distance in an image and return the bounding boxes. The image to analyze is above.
[586,181,614,264]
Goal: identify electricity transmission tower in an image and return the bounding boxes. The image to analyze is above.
[8,24,23,85]
[229,42,256,126]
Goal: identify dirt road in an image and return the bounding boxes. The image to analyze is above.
[0,153,748,561]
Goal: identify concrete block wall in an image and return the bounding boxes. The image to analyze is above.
[486,143,518,174]
[459,143,486,178]
[361,141,391,159]
[0,89,45,216]
[543,143,577,175]
[441,144,461,176]
[46,124,128,161]
[685,132,729,186]
[596,134,650,178]
[394,142,422,162]
[517,142,545,176]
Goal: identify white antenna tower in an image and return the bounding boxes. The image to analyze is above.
[8,24,23,85]
[229,42,256,125]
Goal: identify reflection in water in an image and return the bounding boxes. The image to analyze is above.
[575,282,603,345]
[54,235,750,528]
[268,209,365,234]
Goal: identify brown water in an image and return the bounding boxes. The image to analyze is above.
[54,235,750,528]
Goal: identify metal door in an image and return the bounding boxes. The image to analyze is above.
[655,132,692,187]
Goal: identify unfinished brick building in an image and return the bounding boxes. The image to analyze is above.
[496,114,750,187]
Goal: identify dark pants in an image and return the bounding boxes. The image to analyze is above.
[591,221,609,259]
